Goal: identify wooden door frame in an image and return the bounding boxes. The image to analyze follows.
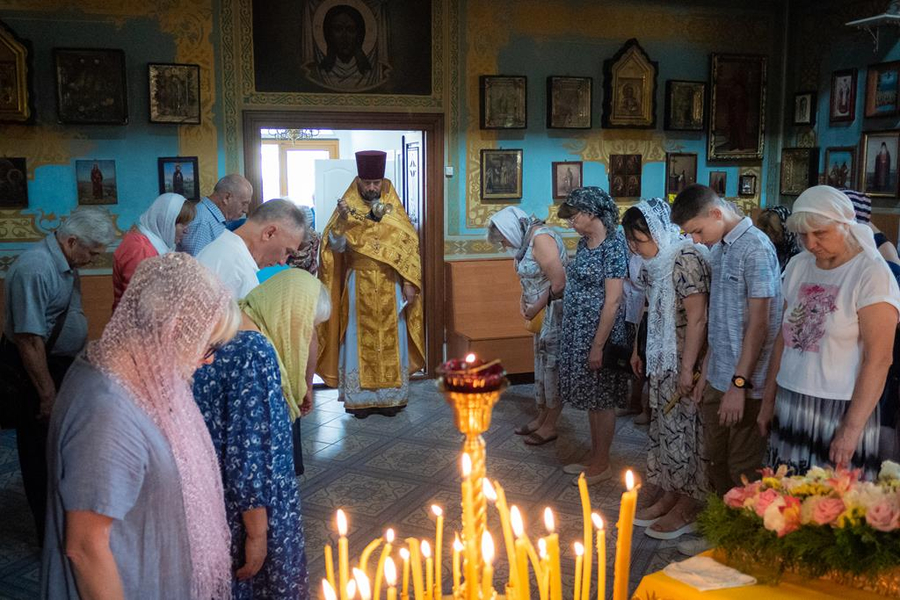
[242,109,445,376]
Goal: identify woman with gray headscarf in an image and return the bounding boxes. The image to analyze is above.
[556,187,631,484]
[487,207,567,445]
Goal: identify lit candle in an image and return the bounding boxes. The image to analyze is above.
[407,537,425,600]
[324,579,338,600]
[592,514,606,600]
[461,454,478,600]
[484,479,517,591]
[577,475,593,600]
[573,543,584,600]
[612,471,638,600]
[400,547,411,600]
[385,557,398,600]
[338,509,350,600]
[510,510,530,600]
[347,579,357,600]
[537,540,549,600]
[373,529,395,600]
[422,540,433,600]
[325,545,337,593]
[431,505,444,600]
[510,505,541,581]
[481,531,495,600]
[452,534,463,594]
[353,568,372,600]
[543,508,561,600]
[465,352,476,366]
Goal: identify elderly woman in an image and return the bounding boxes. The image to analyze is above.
[557,187,632,484]
[287,206,321,275]
[487,206,567,445]
[755,205,801,272]
[759,186,900,478]
[42,253,239,600]
[112,193,195,310]
[192,268,331,599]
[622,199,710,540]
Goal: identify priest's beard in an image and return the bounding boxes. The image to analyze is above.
[361,190,381,203]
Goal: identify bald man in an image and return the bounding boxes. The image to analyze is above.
[179,174,253,256]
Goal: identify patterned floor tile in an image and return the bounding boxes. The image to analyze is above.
[363,441,457,477]
[304,472,419,517]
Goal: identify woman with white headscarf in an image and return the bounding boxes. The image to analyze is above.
[487,206,567,445]
[621,198,710,540]
[759,186,900,478]
[112,193,195,310]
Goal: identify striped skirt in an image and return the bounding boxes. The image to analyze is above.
[768,386,881,479]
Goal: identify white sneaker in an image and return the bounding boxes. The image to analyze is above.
[676,537,711,556]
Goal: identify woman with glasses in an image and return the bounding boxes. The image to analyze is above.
[192,268,331,599]
[556,187,632,484]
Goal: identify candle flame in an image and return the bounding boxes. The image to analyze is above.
[385,557,397,586]
[538,538,548,559]
[400,547,410,560]
[481,531,495,564]
[543,506,555,533]
[323,579,338,600]
[483,478,497,501]
[336,509,348,535]
[625,469,635,491]
[346,579,357,600]
[461,453,472,477]
[352,568,371,600]
[386,528,395,543]
[574,541,584,556]
[510,505,524,537]
[591,512,604,530]
[431,504,443,517]
[421,539,432,558]
[465,353,476,363]
[453,533,464,551]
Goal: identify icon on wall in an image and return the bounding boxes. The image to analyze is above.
[158,156,200,201]
[602,39,658,129]
[824,146,856,189]
[830,68,857,124]
[480,148,523,202]
[780,147,820,197]
[609,154,642,198]
[708,53,767,161]
[480,76,527,129]
[75,159,117,205]
[865,61,900,118]
[551,161,583,201]
[148,63,201,125]
[861,131,900,198]
[664,80,705,131]
[0,157,28,208]
[738,174,757,197]
[709,171,728,196]
[665,153,698,196]
[547,76,592,129]
[793,91,816,126]
[54,48,128,125]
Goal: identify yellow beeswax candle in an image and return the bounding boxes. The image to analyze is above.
[373,529,395,600]
[452,534,463,594]
[577,475,592,600]
[422,540,434,600]
[484,479,517,591]
[510,505,541,579]
[324,579,338,600]
[400,548,411,600]
[353,568,372,600]
[460,454,477,600]
[612,471,637,600]
[537,540,549,600]
[360,539,383,579]
[407,538,425,600]
[591,514,606,600]
[325,545,337,593]
[514,535,530,600]
[385,557,398,600]
[573,542,584,600]
[337,509,350,600]
[481,531,495,600]
[543,508,561,600]
[431,505,444,600]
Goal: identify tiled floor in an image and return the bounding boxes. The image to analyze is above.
[0,381,697,599]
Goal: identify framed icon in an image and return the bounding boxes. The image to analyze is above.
[480,76,527,129]
[480,148,523,201]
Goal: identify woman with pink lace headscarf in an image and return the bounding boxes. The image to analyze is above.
[41,253,241,600]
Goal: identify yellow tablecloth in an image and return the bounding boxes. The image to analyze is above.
[632,551,889,600]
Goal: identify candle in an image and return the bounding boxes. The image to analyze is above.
[337,509,350,600]
[407,538,425,600]
[324,579,338,600]
[592,514,606,600]
[612,471,638,600]
[400,548,411,600]
[452,534,463,594]
[484,479,517,591]
[577,475,593,600]
[543,508,561,600]
[360,538,383,578]
[373,529,395,600]
[353,568,372,600]
[573,542,584,600]
[461,454,478,600]
[431,505,444,600]
[510,505,541,579]
[537,540,549,600]
[347,580,358,600]
[325,545,337,593]
[385,557,398,600]
[481,531,495,600]
[422,540,433,600]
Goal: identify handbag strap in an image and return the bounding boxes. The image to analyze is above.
[46,271,78,355]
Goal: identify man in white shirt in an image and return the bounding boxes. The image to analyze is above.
[197,198,306,298]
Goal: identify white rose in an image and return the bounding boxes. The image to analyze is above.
[879,461,900,481]
[807,466,828,480]
[763,497,787,533]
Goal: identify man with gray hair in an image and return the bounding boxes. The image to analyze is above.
[1,206,116,542]
[179,173,253,256]
[197,198,306,298]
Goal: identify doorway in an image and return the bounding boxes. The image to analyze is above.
[242,110,445,376]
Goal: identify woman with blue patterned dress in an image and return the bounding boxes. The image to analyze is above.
[193,269,331,599]
[556,187,632,485]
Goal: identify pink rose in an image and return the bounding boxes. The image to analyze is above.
[866,498,900,532]
[762,496,802,537]
[754,488,780,517]
[724,487,747,508]
[812,498,844,526]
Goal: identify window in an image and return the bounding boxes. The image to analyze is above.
[259,138,340,206]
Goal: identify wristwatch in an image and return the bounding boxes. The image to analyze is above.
[731,375,753,390]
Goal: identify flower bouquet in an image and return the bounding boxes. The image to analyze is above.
[698,462,900,594]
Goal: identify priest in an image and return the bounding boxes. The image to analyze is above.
[317,150,424,417]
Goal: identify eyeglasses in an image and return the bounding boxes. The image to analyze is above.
[566,212,581,226]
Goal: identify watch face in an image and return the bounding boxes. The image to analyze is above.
[733,376,747,388]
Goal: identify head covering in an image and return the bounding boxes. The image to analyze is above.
[87,253,233,600]
[489,207,545,262]
[793,185,879,260]
[841,188,872,223]
[356,150,387,180]
[137,193,188,255]
[761,205,800,271]
[240,268,323,420]
[632,198,704,377]
[287,206,320,274]
[564,186,619,234]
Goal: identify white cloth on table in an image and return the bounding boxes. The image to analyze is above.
[663,555,757,591]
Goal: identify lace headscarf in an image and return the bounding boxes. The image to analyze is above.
[793,185,880,261]
[137,193,188,255]
[634,198,704,377]
[564,186,619,235]
[488,206,544,262]
[86,253,234,600]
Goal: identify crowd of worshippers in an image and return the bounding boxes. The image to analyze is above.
[2,150,422,599]
[487,183,900,551]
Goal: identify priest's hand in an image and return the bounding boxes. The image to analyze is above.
[402,282,418,304]
[337,199,350,220]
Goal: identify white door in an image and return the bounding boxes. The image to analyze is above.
[314,159,395,233]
